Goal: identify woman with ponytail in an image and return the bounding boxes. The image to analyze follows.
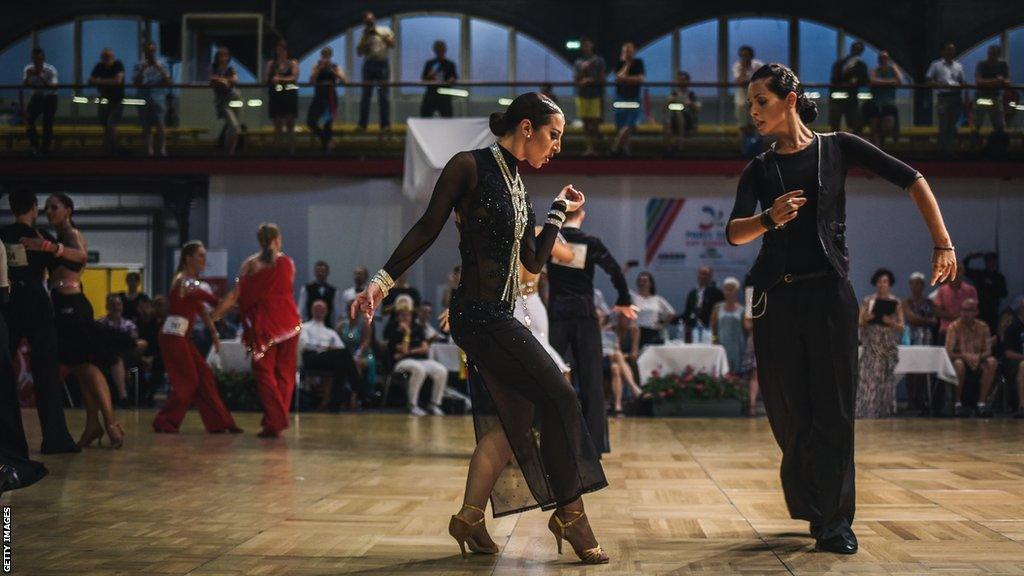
[153,240,241,434]
[39,194,126,448]
[726,63,957,554]
[212,223,300,438]
[352,92,628,565]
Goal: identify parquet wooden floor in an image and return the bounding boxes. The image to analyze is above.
[6,410,1024,575]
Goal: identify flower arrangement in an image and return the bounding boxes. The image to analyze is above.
[642,365,747,403]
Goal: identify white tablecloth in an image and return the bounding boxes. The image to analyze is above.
[637,343,731,384]
[429,343,463,373]
[206,338,251,373]
[893,345,958,384]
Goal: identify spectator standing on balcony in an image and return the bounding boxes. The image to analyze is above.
[610,42,645,157]
[664,70,700,155]
[133,40,171,157]
[209,47,241,156]
[829,42,868,134]
[23,48,58,156]
[88,48,125,154]
[420,40,458,118]
[265,40,299,154]
[573,37,606,156]
[307,46,347,153]
[865,51,904,146]
[926,43,966,156]
[732,46,763,132]
[962,251,1007,332]
[973,45,1010,147]
[356,11,395,132]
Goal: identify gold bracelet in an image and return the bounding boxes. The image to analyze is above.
[370,269,395,297]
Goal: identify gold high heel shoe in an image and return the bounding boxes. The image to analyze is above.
[78,427,104,448]
[548,509,609,564]
[448,504,499,559]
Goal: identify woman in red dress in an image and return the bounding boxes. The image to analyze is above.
[153,241,242,434]
[214,223,301,438]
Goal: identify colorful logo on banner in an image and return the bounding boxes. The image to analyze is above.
[645,198,757,273]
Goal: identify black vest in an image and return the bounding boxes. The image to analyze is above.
[747,132,850,291]
[304,282,337,322]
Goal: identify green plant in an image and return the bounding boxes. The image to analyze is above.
[213,369,263,411]
[642,366,747,402]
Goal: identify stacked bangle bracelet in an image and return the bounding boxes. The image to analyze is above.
[370,269,395,298]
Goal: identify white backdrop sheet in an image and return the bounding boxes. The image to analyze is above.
[402,118,494,201]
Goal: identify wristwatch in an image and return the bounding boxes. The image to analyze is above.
[760,209,784,231]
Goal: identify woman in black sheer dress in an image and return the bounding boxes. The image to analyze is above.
[353,93,622,564]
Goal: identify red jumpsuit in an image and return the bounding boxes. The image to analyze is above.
[238,255,301,434]
[153,278,240,433]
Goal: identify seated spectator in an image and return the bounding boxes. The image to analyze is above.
[119,271,150,322]
[1001,297,1023,418]
[630,271,675,348]
[381,272,422,315]
[98,293,146,406]
[133,40,171,157]
[599,307,642,417]
[664,70,700,155]
[88,48,126,154]
[933,273,977,342]
[945,298,996,417]
[417,300,445,343]
[384,296,447,416]
[865,51,904,146]
[420,40,458,118]
[829,41,868,134]
[299,300,364,410]
[335,309,377,402]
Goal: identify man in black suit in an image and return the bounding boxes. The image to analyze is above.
[681,266,724,342]
[547,208,635,454]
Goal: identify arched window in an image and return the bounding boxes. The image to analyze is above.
[728,17,789,69]
[81,18,140,81]
[679,19,718,96]
[0,35,32,85]
[516,32,572,98]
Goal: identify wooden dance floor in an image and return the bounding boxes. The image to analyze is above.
[9,410,1024,575]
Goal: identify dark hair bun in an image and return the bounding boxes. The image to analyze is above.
[489,112,507,136]
[797,95,818,123]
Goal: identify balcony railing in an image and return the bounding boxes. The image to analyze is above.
[3,80,1022,159]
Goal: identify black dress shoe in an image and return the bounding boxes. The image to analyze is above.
[40,441,82,455]
[0,464,21,497]
[815,530,858,554]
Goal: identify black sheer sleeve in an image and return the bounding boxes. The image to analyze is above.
[838,132,921,189]
[593,238,632,307]
[519,200,563,274]
[382,151,476,279]
[727,160,760,246]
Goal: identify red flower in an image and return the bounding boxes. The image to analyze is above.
[658,391,668,399]
[683,373,695,383]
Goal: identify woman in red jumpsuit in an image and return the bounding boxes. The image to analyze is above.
[153,241,242,434]
[214,224,301,438]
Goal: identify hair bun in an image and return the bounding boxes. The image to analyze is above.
[797,94,818,124]
[488,112,507,136]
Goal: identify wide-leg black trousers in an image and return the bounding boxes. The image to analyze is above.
[752,276,859,537]
[549,316,610,454]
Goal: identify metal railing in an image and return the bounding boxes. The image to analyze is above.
[2,80,1022,159]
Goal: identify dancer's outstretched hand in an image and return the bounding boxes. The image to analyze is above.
[930,248,957,285]
[614,304,638,321]
[351,283,384,324]
[557,185,585,212]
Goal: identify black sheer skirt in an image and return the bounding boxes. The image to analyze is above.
[450,292,607,518]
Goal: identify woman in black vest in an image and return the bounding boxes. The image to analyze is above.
[726,64,957,555]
